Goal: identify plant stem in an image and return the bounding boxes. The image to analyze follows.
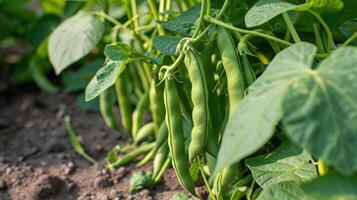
[94,12,122,26]
[216,0,231,19]
[282,12,301,43]
[130,0,139,31]
[206,0,211,15]
[199,159,217,200]
[307,10,335,50]
[192,0,207,37]
[205,15,292,46]
[342,32,357,46]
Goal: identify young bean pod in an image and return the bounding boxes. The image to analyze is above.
[149,78,165,134]
[164,78,196,195]
[134,122,155,145]
[217,27,246,115]
[185,49,210,162]
[99,89,119,130]
[152,141,169,178]
[114,71,132,135]
[132,90,150,137]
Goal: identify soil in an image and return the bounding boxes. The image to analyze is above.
[0,87,206,200]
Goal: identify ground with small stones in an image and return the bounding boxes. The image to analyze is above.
[0,87,206,200]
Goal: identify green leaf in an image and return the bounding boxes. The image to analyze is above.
[29,57,58,94]
[282,46,357,176]
[27,14,61,48]
[322,0,357,29]
[85,60,123,101]
[62,59,103,92]
[246,142,317,188]
[171,193,190,200]
[256,181,307,200]
[214,42,317,175]
[245,0,297,28]
[48,11,104,74]
[104,42,144,61]
[159,4,200,36]
[130,171,154,193]
[301,172,357,200]
[76,93,99,112]
[153,36,182,56]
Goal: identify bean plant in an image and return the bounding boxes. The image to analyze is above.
[48,0,357,199]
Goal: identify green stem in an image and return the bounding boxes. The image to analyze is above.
[147,0,165,35]
[282,12,301,43]
[216,0,231,19]
[314,23,326,53]
[206,0,211,15]
[192,0,207,37]
[307,10,335,50]
[342,32,357,46]
[205,15,292,46]
[94,12,122,26]
[199,159,217,200]
[130,0,139,31]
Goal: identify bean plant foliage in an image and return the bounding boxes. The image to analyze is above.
[47,0,357,199]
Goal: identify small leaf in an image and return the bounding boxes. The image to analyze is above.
[214,42,317,175]
[256,181,306,200]
[171,193,190,200]
[85,60,123,101]
[48,11,104,74]
[104,42,144,61]
[159,4,200,36]
[246,142,317,188]
[153,35,182,56]
[301,172,357,200]
[245,0,297,28]
[130,171,154,193]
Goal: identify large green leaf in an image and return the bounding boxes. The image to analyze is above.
[85,60,123,101]
[256,181,307,200]
[153,35,183,56]
[245,0,297,28]
[48,11,104,74]
[246,142,317,188]
[214,42,317,175]
[283,46,357,175]
[301,172,357,200]
[159,4,200,36]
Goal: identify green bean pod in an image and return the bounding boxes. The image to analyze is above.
[185,50,210,162]
[132,90,150,137]
[217,27,246,115]
[155,121,168,149]
[134,122,155,144]
[240,54,256,87]
[149,78,165,134]
[164,79,196,195]
[152,141,169,178]
[99,89,119,130]
[216,27,246,194]
[114,71,132,135]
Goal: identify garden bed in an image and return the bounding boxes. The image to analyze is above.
[0,87,203,200]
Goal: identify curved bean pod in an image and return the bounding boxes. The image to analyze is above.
[185,49,210,162]
[164,79,196,195]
